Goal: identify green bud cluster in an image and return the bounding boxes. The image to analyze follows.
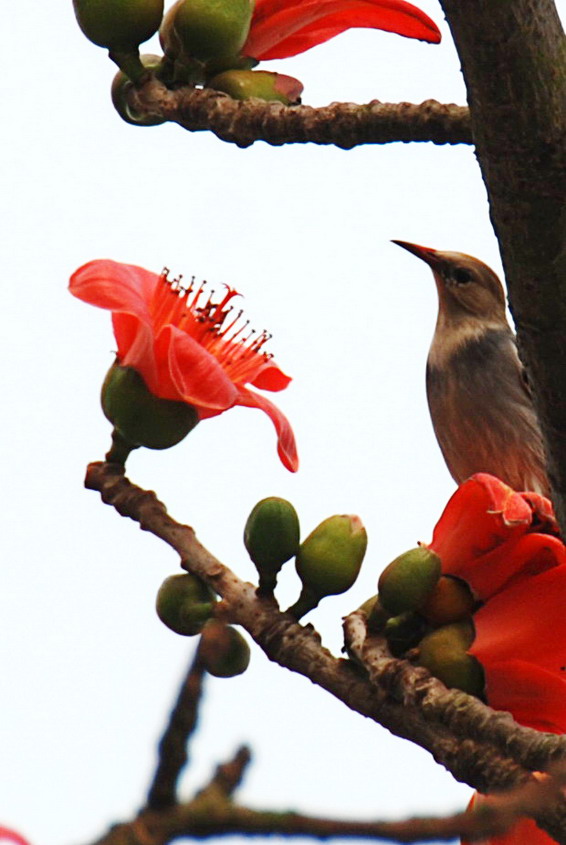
[156,574,251,679]
[73,0,304,123]
[361,547,484,698]
[243,499,367,619]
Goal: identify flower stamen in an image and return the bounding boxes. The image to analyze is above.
[153,272,273,384]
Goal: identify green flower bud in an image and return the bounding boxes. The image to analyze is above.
[207,70,303,105]
[156,573,215,636]
[384,611,428,657]
[244,497,300,595]
[417,621,485,697]
[73,0,164,50]
[357,594,378,617]
[420,575,477,627]
[199,621,250,677]
[101,363,199,458]
[378,547,441,616]
[163,0,253,64]
[289,515,367,618]
[111,55,166,126]
[356,595,391,633]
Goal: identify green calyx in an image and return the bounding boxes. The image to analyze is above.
[199,620,251,677]
[156,573,215,636]
[378,547,442,616]
[101,362,199,456]
[111,55,166,125]
[244,497,300,595]
[207,70,303,104]
[73,0,164,51]
[289,515,367,618]
[416,621,485,697]
[163,0,253,64]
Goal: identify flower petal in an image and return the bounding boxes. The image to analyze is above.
[441,532,566,602]
[520,491,560,536]
[69,259,158,324]
[244,0,441,60]
[155,325,239,409]
[428,474,533,583]
[477,659,566,733]
[236,386,299,471]
[112,313,160,394]
[471,566,566,676]
[250,363,292,391]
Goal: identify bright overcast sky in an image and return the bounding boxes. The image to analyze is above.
[3,3,564,844]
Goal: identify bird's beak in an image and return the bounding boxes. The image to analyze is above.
[392,240,442,270]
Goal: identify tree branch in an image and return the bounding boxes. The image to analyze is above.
[146,649,207,810]
[438,0,566,529]
[344,612,566,773]
[87,756,566,845]
[128,78,471,148]
[85,462,566,806]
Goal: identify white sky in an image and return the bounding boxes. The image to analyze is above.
[3,3,563,844]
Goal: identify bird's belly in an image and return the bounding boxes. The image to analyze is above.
[426,368,548,494]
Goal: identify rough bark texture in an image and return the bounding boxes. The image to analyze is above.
[85,462,566,842]
[438,0,566,528]
[130,80,471,147]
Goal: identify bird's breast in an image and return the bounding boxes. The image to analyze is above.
[426,328,548,494]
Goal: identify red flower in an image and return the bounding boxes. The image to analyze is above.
[0,828,32,845]
[69,260,298,472]
[242,0,441,61]
[427,474,566,845]
[428,473,563,603]
[427,474,566,732]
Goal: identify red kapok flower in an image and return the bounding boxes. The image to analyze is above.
[242,0,441,61]
[69,259,298,472]
[426,473,566,731]
[428,473,564,602]
[425,474,566,845]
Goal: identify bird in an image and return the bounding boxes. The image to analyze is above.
[391,240,550,497]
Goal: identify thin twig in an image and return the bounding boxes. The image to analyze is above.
[146,648,207,810]
[87,761,566,845]
[194,745,252,802]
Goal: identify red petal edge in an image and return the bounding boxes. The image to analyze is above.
[69,259,158,323]
[429,474,533,572]
[244,0,441,60]
[236,386,299,471]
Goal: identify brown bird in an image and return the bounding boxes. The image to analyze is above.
[392,240,549,496]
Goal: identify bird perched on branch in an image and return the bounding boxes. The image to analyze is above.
[392,240,549,496]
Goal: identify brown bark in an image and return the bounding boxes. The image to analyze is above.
[85,462,566,842]
[130,79,471,147]
[438,0,566,528]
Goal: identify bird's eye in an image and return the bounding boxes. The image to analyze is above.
[452,267,474,285]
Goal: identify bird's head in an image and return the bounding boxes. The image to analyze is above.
[392,240,507,327]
